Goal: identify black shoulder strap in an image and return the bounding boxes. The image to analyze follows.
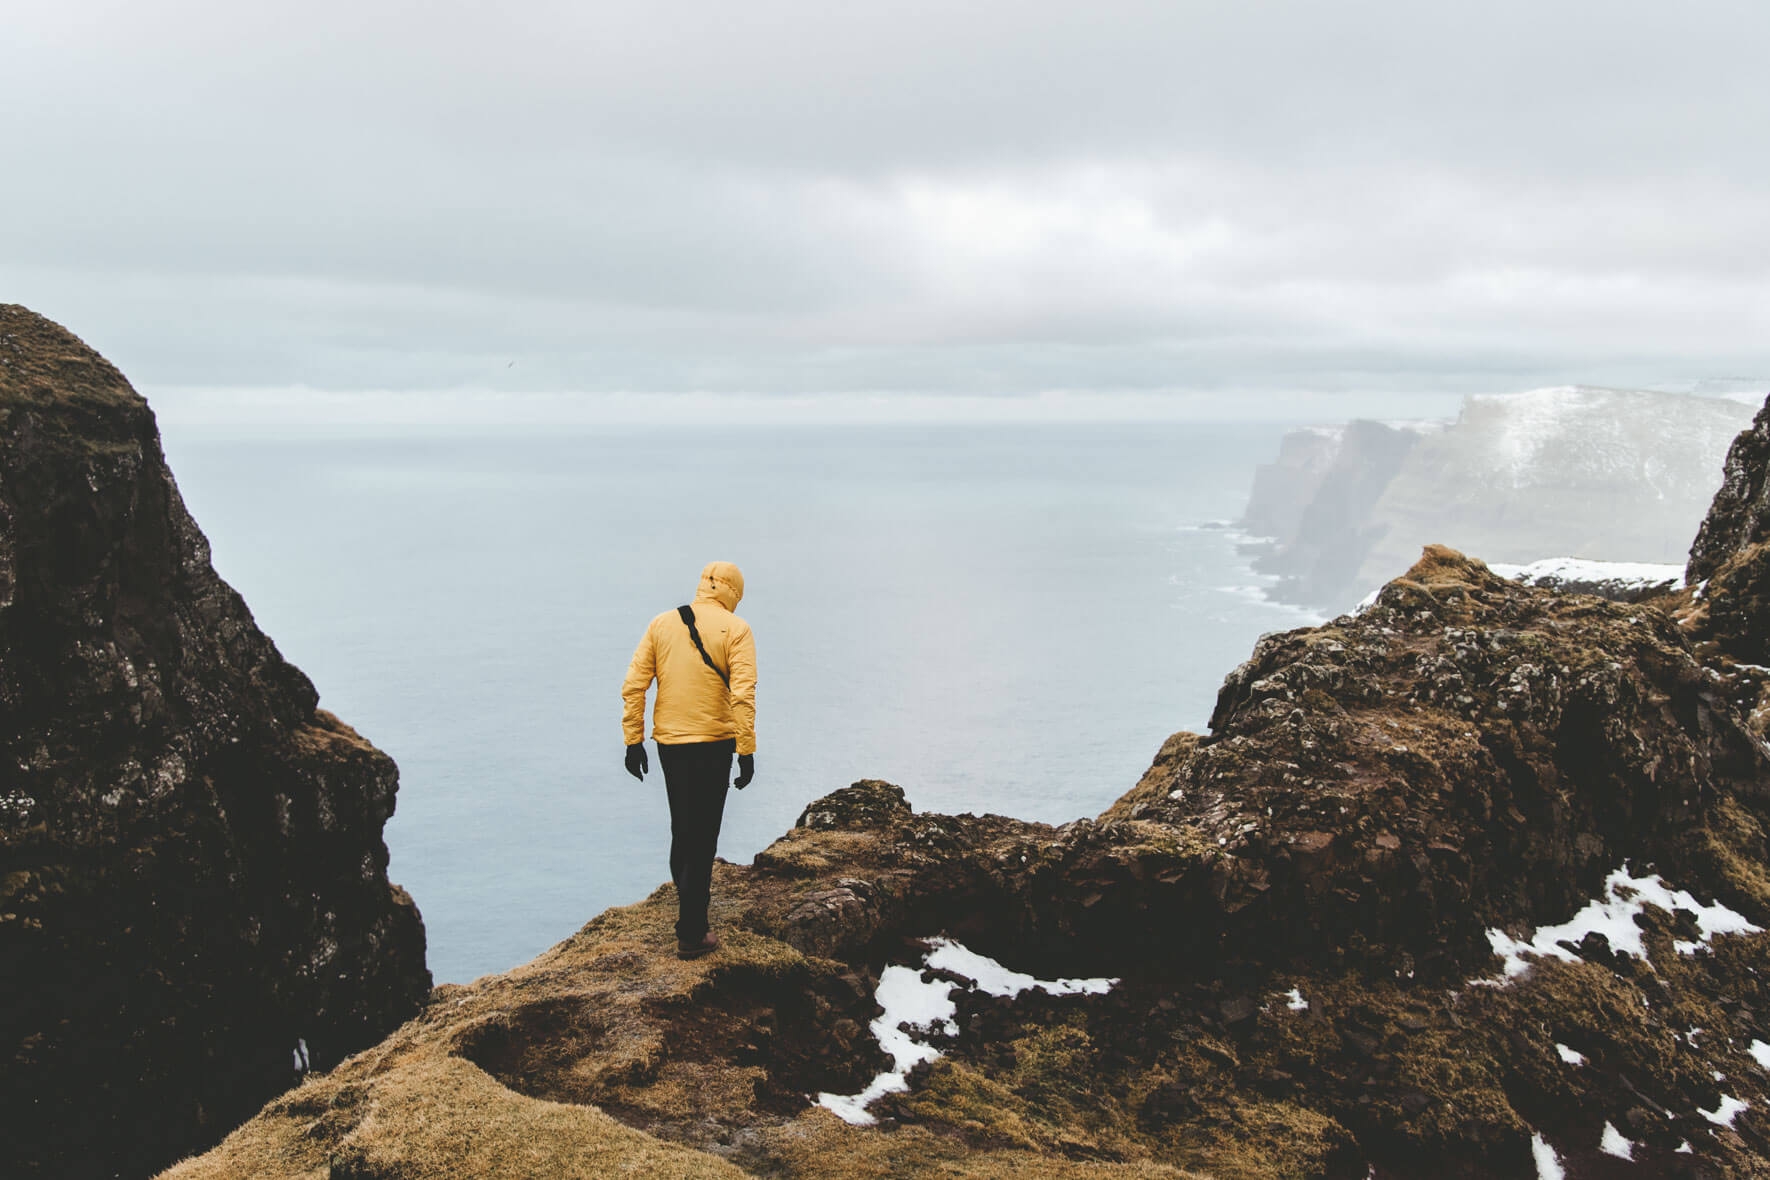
[677,605,730,687]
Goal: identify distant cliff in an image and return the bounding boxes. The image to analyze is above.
[1245,387,1753,610]
[1241,419,1434,606]
[165,398,1770,1178]
[0,306,429,1179]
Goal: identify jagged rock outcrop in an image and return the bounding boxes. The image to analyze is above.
[1688,397,1770,666]
[165,533,1770,1178]
[1690,398,1770,587]
[0,306,429,1179]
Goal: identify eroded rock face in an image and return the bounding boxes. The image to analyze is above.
[1094,544,1767,980]
[0,306,429,1179]
[1688,396,1770,666]
[1241,419,1428,608]
[1690,397,1770,587]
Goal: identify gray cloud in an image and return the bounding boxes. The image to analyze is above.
[6,0,1770,397]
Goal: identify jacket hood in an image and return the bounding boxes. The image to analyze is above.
[693,561,745,611]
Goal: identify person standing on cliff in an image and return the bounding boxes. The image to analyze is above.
[621,561,757,959]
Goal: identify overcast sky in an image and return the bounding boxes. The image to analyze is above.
[7,1,1770,405]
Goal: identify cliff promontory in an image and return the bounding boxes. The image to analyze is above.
[164,397,1770,1176]
[1686,396,1770,667]
[0,306,430,1178]
[1247,387,1753,610]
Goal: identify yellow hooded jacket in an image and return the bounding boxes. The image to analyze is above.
[621,562,756,755]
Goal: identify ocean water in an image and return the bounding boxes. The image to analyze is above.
[160,421,1322,983]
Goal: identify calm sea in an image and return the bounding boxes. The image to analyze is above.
[160,422,1322,983]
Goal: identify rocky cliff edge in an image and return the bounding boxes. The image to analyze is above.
[164,399,1770,1177]
[0,306,430,1179]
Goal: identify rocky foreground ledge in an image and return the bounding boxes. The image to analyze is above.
[0,306,430,1179]
[15,301,1770,1179]
[169,532,1770,1177]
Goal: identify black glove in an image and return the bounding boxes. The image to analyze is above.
[734,753,754,790]
[624,743,648,781]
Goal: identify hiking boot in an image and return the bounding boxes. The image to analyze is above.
[676,931,719,960]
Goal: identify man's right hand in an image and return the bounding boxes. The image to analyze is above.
[624,743,648,781]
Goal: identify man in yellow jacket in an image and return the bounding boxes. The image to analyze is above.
[621,561,757,959]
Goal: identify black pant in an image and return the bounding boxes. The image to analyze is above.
[656,739,734,942]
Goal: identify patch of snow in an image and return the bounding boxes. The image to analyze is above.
[292,1037,310,1073]
[1284,988,1309,1012]
[1488,557,1684,596]
[1751,1040,1770,1069]
[816,938,1116,1126]
[1554,1043,1585,1065]
[1702,1094,1749,1127]
[815,964,955,1125]
[1677,1140,1694,1153]
[1484,866,1762,981]
[924,938,1114,999]
[1531,1131,1566,1179]
[1470,387,1603,483]
[1600,1122,1634,1159]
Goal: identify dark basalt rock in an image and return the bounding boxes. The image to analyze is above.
[1699,539,1770,667]
[742,537,1770,995]
[0,306,429,1179]
[1686,396,1770,666]
[1102,543,1768,978]
[1689,396,1770,587]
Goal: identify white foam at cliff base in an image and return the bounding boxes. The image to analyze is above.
[1212,581,1328,626]
[1531,1132,1566,1179]
[816,939,1116,1126]
[1484,866,1760,981]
